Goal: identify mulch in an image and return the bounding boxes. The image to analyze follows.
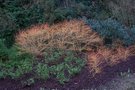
[0,56,135,90]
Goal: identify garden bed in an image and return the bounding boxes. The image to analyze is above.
[0,56,135,90]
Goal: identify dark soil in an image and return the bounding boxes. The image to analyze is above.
[0,56,135,90]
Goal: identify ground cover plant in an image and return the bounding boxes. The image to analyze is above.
[0,39,33,79]
[38,49,86,84]
[0,39,86,85]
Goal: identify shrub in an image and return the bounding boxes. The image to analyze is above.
[109,46,131,65]
[0,39,33,79]
[16,20,102,55]
[0,0,45,47]
[0,39,9,61]
[38,0,106,24]
[1,0,45,28]
[0,0,106,47]
[87,51,107,74]
[104,0,135,26]
[0,8,18,47]
[87,45,132,74]
[87,18,134,45]
[128,45,135,56]
[130,26,135,42]
[0,48,33,79]
[0,54,33,79]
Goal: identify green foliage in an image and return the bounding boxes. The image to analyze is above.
[0,8,18,47]
[29,49,85,84]
[103,0,135,26]
[0,0,106,47]
[36,63,49,80]
[0,0,45,46]
[0,54,33,79]
[0,40,85,84]
[43,49,85,84]
[0,40,33,79]
[87,18,134,45]
[39,0,76,24]
[0,39,9,61]
[1,0,45,27]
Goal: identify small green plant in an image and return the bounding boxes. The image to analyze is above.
[36,63,50,80]
[0,40,33,79]
[0,54,33,79]
[44,49,85,84]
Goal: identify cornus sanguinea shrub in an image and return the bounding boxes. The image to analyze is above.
[87,44,135,74]
[16,20,102,55]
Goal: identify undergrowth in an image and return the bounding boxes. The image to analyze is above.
[0,39,33,79]
[35,49,86,84]
[0,40,86,84]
